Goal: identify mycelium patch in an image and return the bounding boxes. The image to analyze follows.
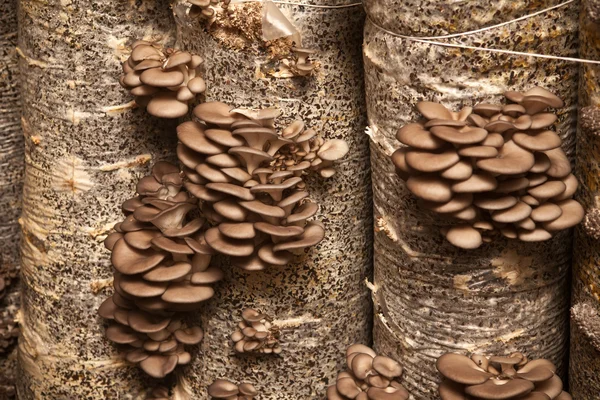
[327,344,410,400]
[120,41,206,118]
[391,87,584,249]
[436,352,572,400]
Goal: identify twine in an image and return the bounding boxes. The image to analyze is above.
[366,0,600,65]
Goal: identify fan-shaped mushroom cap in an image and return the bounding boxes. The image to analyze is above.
[143,262,192,282]
[140,355,178,378]
[196,163,232,183]
[424,119,467,128]
[161,281,215,304]
[272,223,325,252]
[208,379,240,398]
[128,310,171,333]
[531,203,562,222]
[204,128,246,147]
[465,379,535,399]
[420,193,473,214]
[105,232,124,251]
[518,228,552,242]
[194,102,245,127]
[451,173,497,193]
[407,175,452,202]
[458,146,498,158]
[233,126,278,149]
[258,243,293,265]
[254,222,304,237]
[542,199,584,231]
[124,230,161,251]
[445,225,483,249]
[406,149,460,172]
[367,386,410,400]
[283,120,305,139]
[524,87,564,109]
[205,227,254,256]
[440,160,473,180]
[318,139,350,161]
[106,324,139,344]
[221,167,253,183]
[430,126,488,145]
[346,344,377,357]
[336,377,362,398]
[205,183,254,201]
[553,174,578,201]
[391,147,416,180]
[481,133,504,148]
[98,296,117,319]
[436,353,492,385]
[205,153,240,168]
[219,222,256,239]
[544,148,571,178]
[174,326,204,344]
[417,102,453,120]
[477,140,535,175]
[213,198,248,221]
[229,146,273,174]
[474,195,517,211]
[396,123,445,150]
[239,383,258,396]
[528,181,567,200]
[119,275,168,298]
[151,236,193,254]
[473,103,502,118]
[140,68,184,88]
[191,266,224,284]
[492,202,532,223]
[112,239,166,275]
[178,121,227,155]
[373,356,403,378]
[146,92,188,119]
[286,202,319,226]
[438,379,466,400]
[496,177,530,193]
[125,349,149,363]
[530,113,558,130]
[239,200,286,220]
[513,130,562,152]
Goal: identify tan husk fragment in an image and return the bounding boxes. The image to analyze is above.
[120,40,206,118]
[230,308,281,354]
[436,352,572,400]
[391,87,584,249]
[327,344,409,400]
[98,162,220,379]
[178,101,348,271]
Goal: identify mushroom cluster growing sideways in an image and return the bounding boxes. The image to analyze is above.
[98,162,221,378]
[177,101,348,270]
[231,308,281,354]
[120,40,206,118]
[208,379,258,399]
[327,344,409,400]
[436,352,572,400]
[391,87,584,249]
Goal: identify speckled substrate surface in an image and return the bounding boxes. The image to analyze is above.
[16,1,179,398]
[570,0,600,397]
[173,2,372,398]
[363,1,578,398]
[0,0,22,395]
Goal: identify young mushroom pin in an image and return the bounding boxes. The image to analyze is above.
[391,87,584,249]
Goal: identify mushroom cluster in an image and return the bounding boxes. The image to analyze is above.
[208,379,258,399]
[289,47,317,76]
[177,101,348,271]
[98,162,221,378]
[188,0,231,18]
[231,308,281,354]
[120,41,206,118]
[436,352,572,400]
[391,87,584,249]
[327,344,409,400]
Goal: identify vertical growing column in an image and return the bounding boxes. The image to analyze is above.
[570,0,600,398]
[16,1,177,398]
[172,1,372,398]
[363,0,578,398]
[0,0,22,397]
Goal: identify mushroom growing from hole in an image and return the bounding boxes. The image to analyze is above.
[327,344,409,400]
[390,87,584,249]
[436,352,572,400]
[98,162,220,379]
[230,308,281,355]
[120,41,206,118]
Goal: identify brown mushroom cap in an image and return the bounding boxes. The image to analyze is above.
[473,195,517,211]
[318,139,350,161]
[440,160,473,181]
[174,326,204,344]
[272,223,325,252]
[477,140,535,175]
[396,123,445,150]
[420,193,473,214]
[161,281,214,304]
[372,356,403,378]
[492,202,532,223]
[140,355,178,378]
[406,149,460,172]
[205,128,246,147]
[528,181,567,200]
[205,227,254,256]
[542,199,584,231]
[436,353,492,385]
[451,173,497,193]
[544,148,572,178]
[417,102,454,120]
[407,175,452,202]
[430,126,488,145]
[208,379,240,398]
[178,121,227,155]
[445,225,483,249]
[146,92,189,119]
[531,203,563,222]
[513,130,562,152]
[194,102,244,127]
[465,379,535,399]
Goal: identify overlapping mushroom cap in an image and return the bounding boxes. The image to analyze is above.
[436,352,572,400]
[120,41,206,118]
[99,162,220,378]
[391,87,584,249]
[176,101,347,270]
[230,308,281,354]
[187,0,230,18]
[208,379,258,399]
[327,344,409,400]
